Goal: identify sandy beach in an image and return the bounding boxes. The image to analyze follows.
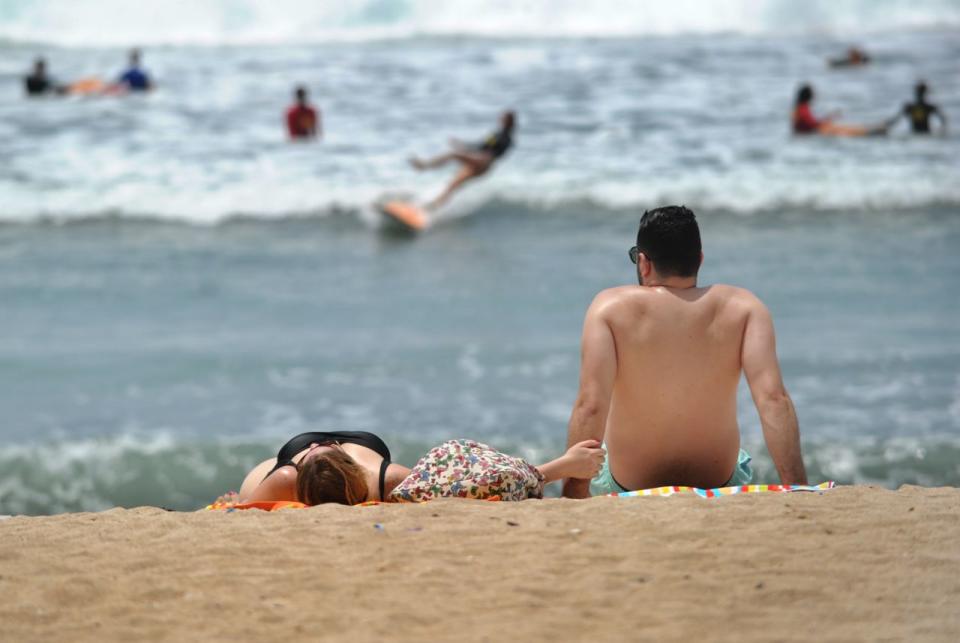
[1,485,957,642]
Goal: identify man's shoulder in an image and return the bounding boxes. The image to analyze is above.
[580,286,636,321]
[590,285,639,307]
[709,284,766,308]
[590,284,767,312]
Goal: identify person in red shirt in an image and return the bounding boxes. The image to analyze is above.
[286,86,320,140]
[792,84,889,137]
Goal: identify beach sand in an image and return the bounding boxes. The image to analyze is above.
[1,485,957,642]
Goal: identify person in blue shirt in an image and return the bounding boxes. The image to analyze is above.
[116,49,152,92]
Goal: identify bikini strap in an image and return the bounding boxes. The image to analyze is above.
[378,459,390,501]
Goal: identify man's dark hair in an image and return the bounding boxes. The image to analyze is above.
[915,81,928,100]
[796,84,813,105]
[295,85,307,102]
[636,205,702,277]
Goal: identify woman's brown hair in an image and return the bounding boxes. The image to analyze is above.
[296,450,369,505]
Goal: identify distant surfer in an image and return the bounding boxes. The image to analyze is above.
[115,49,152,92]
[286,86,320,140]
[24,57,66,96]
[792,84,890,137]
[888,82,948,135]
[409,110,515,210]
[828,46,870,68]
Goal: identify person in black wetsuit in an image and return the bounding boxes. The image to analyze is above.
[409,110,516,210]
[891,82,948,135]
[238,429,605,505]
[24,57,66,96]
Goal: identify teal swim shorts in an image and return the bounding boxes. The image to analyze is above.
[589,446,753,496]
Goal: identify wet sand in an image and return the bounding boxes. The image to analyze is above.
[1,485,958,642]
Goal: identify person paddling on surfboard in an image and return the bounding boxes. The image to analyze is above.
[409,110,515,210]
[792,84,892,137]
[827,46,870,68]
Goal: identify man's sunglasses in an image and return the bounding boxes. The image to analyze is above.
[628,246,640,264]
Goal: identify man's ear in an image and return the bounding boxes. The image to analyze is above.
[699,251,704,268]
[639,253,654,280]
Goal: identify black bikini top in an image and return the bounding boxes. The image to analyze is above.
[265,431,392,500]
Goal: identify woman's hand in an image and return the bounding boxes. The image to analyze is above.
[562,440,606,479]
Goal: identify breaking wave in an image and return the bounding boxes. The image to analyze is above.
[1,0,959,45]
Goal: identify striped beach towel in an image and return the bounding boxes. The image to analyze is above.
[610,481,835,498]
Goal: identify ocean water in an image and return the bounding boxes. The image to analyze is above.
[1,1,958,514]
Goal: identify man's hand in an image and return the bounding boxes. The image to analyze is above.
[562,293,617,498]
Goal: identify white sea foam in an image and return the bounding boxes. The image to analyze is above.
[2,27,956,224]
[0,432,958,515]
[1,0,958,45]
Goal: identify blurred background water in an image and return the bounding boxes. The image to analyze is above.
[0,1,958,513]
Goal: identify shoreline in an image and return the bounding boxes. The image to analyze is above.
[1,485,958,641]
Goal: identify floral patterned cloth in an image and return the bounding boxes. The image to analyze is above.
[389,439,545,502]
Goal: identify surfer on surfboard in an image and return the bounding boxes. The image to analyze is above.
[409,110,515,210]
[792,84,892,137]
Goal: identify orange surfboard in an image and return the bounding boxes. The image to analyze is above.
[379,201,429,232]
[67,77,108,95]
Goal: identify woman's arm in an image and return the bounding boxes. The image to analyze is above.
[537,440,605,484]
[381,463,413,499]
[246,466,299,503]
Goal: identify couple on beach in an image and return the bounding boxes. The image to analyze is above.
[238,205,807,505]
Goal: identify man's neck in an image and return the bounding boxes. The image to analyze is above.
[643,275,698,289]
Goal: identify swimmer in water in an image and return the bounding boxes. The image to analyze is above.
[286,85,320,140]
[792,84,891,137]
[889,82,948,135]
[409,110,515,210]
[115,49,152,92]
[24,57,66,96]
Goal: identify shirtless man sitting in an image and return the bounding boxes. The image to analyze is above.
[562,205,807,497]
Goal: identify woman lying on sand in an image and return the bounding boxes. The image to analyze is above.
[238,431,604,504]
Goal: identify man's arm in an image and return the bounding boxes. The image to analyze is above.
[741,297,807,485]
[562,295,617,498]
[933,107,948,135]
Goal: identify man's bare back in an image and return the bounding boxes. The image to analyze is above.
[593,284,758,489]
[562,206,806,497]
